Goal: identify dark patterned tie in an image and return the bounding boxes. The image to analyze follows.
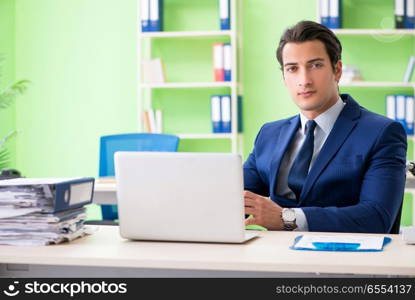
[287,120,317,201]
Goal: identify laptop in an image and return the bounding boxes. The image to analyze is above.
[114,152,258,243]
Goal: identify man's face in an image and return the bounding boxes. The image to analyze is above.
[282,40,342,118]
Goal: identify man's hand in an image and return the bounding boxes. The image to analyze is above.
[244,190,284,230]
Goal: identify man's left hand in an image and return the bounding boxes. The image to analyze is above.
[244,190,284,230]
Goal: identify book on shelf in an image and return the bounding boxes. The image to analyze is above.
[141,58,166,84]
[404,56,415,83]
[142,109,163,133]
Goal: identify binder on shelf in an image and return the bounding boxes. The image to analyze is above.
[406,95,414,135]
[213,43,225,82]
[386,95,396,120]
[211,95,222,133]
[319,0,330,27]
[149,0,163,32]
[0,177,95,213]
[395,0,405,28]
[404,56,415,82]
[396,94,407,130]
[329,0,341,29]
[221,95,232,133]
[223,43,232,82]
[219,0,230,30]
[140,0,151,32]
[405,0,415,28]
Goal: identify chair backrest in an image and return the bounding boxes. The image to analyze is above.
[99,133,180,177]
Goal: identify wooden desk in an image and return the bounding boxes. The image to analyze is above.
[0,226,414,278]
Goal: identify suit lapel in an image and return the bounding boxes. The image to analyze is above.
[269,116,300,197]
[299,94,361,203]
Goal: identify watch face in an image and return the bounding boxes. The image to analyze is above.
[283,209,296,222]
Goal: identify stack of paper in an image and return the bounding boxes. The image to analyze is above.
[0,177,94,246]
[0,208,90,246]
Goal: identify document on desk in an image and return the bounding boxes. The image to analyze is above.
[291,234,391,252]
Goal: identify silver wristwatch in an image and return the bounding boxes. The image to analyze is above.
[281,208,297,231]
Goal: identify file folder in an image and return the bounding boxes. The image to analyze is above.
[213,43,224,81]
[395,0,405,28]
[386,95,396,120]
[223,43,232,82]
[406,0,415,28]
[219,0,230,30]
[149,0,163,31]
[291,234,392,252]
[211,95,222,133]
[319,0,330,27]
[329,0,341,29]
[140,0,151,32]
[221,95,232,133]
[396,95,407,131]
[406,95,414,135]
[0,177,95,213]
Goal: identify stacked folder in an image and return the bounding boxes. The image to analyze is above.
[210,95,242,133]
[319,0,341,29]
[395,0,415,29]
[213,42,232,82]
[0,177,94,246]
[386,94,414,135]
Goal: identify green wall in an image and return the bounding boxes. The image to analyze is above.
[0,0,16,168]
[14,0,138,177]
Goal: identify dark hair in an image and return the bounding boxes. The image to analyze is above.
[276,20,342,71]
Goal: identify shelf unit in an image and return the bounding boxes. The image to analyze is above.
[317,0,415,226]
[137,0,242,154]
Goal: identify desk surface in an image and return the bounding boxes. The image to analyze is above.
[0,226,414,276]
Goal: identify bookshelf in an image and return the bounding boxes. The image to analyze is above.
[317,0,415,227]
[138,0,242,154]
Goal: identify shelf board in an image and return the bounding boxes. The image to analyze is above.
[339,81,415,88]
[177,133,233,139]
[140,30,234,38]
[141,82,235,89]
[332,29,415,35]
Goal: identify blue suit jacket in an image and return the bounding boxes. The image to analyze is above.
[243,94,407,233]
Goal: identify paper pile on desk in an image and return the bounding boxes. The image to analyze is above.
[0,178,94,246]
[0,206,90,246]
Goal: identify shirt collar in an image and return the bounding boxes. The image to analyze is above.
[299,96,345,135]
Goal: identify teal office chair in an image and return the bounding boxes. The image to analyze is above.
[98,133,180,222]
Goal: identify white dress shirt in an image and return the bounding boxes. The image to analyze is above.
[276,97,346,231]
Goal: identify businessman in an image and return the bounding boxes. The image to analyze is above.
[243,20,407,233]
